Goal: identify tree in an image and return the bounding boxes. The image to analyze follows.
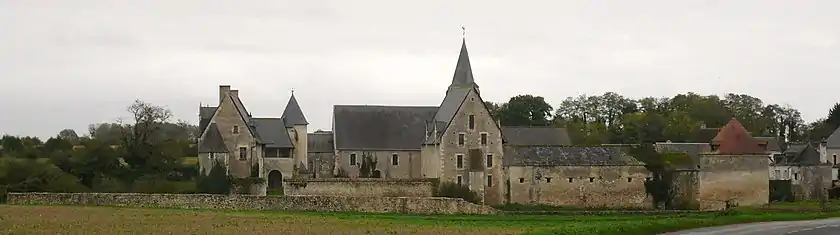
[58,129,79,142]
[117,99,177,184]
[196,161,231,194]
[497,95,553,126]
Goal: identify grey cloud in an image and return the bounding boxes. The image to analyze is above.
[1,0,839,139]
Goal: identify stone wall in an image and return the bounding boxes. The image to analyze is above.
[506,165,652,208]
[698,154,769,210]
[793,165,833,201]
[7,193,496,215]
[671,170,700,209]
[282,178,434,197]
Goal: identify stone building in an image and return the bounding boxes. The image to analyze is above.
[771,143,833,200]
[196,87,311,193]
[697,118,770,209]
[821,127,840,181]
[504,146,650,208]
[195,39,642,206]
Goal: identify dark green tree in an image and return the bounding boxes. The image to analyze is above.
[497,94,553,126]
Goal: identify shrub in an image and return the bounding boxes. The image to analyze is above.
[196,161,231,194]
[434,181,481,204]
[90,176,127,193]
[0,158,88,193]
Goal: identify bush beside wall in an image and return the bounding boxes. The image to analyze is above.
[7,193,497,215]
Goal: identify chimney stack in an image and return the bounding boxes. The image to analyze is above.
[229,90,239,99]
[219,85,231,103]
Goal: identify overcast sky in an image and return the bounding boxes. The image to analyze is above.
[1,0,839,139]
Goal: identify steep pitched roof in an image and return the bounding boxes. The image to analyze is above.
[777,144,821,165]
[502,126,571,146]
[198,123,227,153]
[308,132,334,153]
[280,93,308,127]
[826,127,840,148]
[448,39,478,91]
[505,146,644,166]
[333,105,438,150]
[711,118,764,154]
[252,118,294,148]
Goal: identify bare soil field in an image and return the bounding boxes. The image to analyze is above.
[0,205,523,235]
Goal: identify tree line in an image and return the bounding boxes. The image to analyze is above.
[0,100,203,197]
[486,92,840,145]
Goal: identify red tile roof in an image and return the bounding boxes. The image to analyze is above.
[711,118,765,155]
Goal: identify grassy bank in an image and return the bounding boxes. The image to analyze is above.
[1,205,839,234]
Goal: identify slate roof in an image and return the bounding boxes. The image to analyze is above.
[754,136,785,152]
[711,118,765,155]
[307,132,334,153]
[826,127,840,148]
[425,87,471,143]
[505,146,644,166]
[776,144,822,165]
[333,105,438,150]
[198,123,227,153]
[198,106,216,135]
[281,93,308,127]
[252,118,294,148]
[502,126,571,146]
[448,39,478,91]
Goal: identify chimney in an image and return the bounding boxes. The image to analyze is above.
[219,85,231,103]
[229,90,239,99]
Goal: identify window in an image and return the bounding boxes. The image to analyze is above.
[834,154,837,165]
[568,178,574,183]
[589,177,595,182]
[391,154,399,166]
[233,125,240,134]
[485,154,493,168]
[794,173,799,180]
[546,177,552,183]
[209,153,215,159]
[519,178,524,183]
[627,178,633,183]
[487,175,493,187]
[480,133,488,145]
[238,147,247,160]
[456,154,464,169]
[645,177,651,181]
[349,153,357,166]
[456,175,463,185]
[458,133,465,146]
[468,115,475,129]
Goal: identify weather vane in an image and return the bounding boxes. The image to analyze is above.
[461,25,466,39]
[290,88,295,95]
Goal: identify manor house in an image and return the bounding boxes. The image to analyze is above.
[196,39,642,205]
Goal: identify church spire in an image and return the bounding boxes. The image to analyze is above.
[448,26,479,93]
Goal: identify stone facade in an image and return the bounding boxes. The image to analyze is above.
[504,146,650,208]
[282,178,434,197]
[334,150,423,179]
[698,153,769,210]
[507,165,651,208]
[7,193,496,215]
[432,89,505,205]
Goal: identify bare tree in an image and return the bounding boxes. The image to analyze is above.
[118,99,174,181]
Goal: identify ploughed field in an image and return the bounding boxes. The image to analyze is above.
[2,205,840,235]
